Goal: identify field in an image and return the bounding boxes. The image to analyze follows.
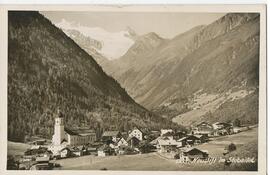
[195,127,258,157]
[8,141,31,156]
[52,127,258,171]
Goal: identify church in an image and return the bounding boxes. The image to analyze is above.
[52,111,96,146]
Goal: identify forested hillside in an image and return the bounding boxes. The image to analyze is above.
[8,11,180,142]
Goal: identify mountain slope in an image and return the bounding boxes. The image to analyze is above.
[8,11,179,142]
[104,32,167,76]
[60,28,109,67]
[106,13,260,126]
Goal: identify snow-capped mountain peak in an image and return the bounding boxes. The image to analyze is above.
[55,19,135,60]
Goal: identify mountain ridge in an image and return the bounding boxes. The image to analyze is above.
[104,13,260,126]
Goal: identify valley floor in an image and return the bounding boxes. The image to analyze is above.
[50,127,258,171]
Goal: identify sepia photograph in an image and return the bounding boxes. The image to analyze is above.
[0,4,266,174]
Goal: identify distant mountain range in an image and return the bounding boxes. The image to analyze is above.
[104,13,260,126]
[8,11,179,142]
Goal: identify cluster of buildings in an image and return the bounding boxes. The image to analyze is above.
[191,121,249,136]
[18,114,250,169]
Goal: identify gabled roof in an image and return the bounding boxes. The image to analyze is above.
[158,139,179,146]
[162,132,174,137]
[183,147,208,154]
[116,137,127,144]
[65,127,96,136]
[60,147,71,152]
[102,131,120,137]
[130,126,147,135]
[149,138,159,145]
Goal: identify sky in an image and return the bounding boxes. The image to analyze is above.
[41,11,225,39]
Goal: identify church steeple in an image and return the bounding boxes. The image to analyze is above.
[52,109,65,145]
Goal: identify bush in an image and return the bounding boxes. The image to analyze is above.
[228,143,237,152]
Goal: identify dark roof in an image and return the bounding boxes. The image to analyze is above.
[65,127,95,136]
[61,139,68,144]
[183,148,208,154]
[186,135,201,140]
[60,147,71,152]
[102,131,120,137]
[162,132,174,137]
[64,128,78,136]
[197,121,211,126]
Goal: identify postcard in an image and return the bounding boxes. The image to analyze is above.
[0,4,267,175]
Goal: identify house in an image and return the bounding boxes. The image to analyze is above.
[212,122,232,130]
[213,129,229,136]
[128,127,145,141]
[194,134,208,143]
[70,146,83,157]
[30,156,52,170]
[40,150,53,159]
[52,114,96,146]
[116,145,138,155]
[32,139,47,146]
[117,146,126,155]
[87,147,97,155]
[59,147,72,158]
[161,132,174,140]
[180,148,208,160]
[30,157,53,170]
[77,145,88,155]
[149,137,160,148]
[97,145,115,157]
[192,122,214,136]
[102,131,122,143]
[127,136,141,148]
[22,155,35,162]
[232,126,249,133]
[184,135,202,145]
[24,146,49,156]
[161,129,173,136]
[116,137,128,147]
[150,130,160,138]
[157,139,180,153]
[173,131,187,140]
[177,137,188,148]
[35,156,50,163]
